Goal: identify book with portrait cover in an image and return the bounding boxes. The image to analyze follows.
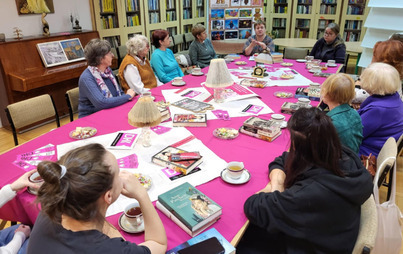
[240,79,267,88]
[173,114,207,127]
[157,182,222,237]
[108,132,138,150]
[243,116,280,134]
[152,146,203,175]
[239,126,281,142]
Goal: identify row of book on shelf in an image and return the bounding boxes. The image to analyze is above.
[346,5,364,15]
[296,5,312,14]
[343,31,361,42]
[319,5,336,15]
[294,29,309,38]
[126,0,140,12]
[272,18,286,27]
[100,0,115,13]
[101,16,118,29]
[344,20,362,30]
[127,15,140,26]
[148,0,159,11]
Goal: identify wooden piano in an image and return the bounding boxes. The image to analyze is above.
[0,30,99,126]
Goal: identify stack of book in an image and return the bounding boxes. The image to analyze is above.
[294,86,320,101]
[271,52,284,63]
[280,102,303,114]
[156,102,171,122]
[152,146,203,175]
[239,116,281,142]
[157,182,222,237]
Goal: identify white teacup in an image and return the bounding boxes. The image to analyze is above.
[271,114,285,126]
[226,161,245,180]
[29,172,44,183]
[124,203,143,227]
[172,77,183,84]
[193,67,201,74]
[327,60,336,65]
[297,98,311,107]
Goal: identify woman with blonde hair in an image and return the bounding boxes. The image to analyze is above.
[358,62,403,156]
[321,73,363,153]
[118,35,162,94]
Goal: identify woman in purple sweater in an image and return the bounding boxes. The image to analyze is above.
[358,62,403,157]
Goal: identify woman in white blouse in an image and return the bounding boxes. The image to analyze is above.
[118,35,163,95]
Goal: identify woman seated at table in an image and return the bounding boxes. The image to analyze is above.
[321,73,363,154]
[0,170,38,254]
[78,39,135,118]
[358,62,403,157]
[188,24,217,68]
[150,30,184,84]
[310,23,346,64]
[243,20,275,56]
[118,35,163,95]
[28,143,167,254]
[238,107,372,254]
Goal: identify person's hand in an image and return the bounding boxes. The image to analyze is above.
[126,89,135,100]
[257,41,268,51]
[119,171,148,200]
[15,225,31,238]
[250,39,258,47]
[10,169,40,192]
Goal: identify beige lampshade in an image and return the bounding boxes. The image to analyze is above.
[205,59,233,88]
[128,95,161,127]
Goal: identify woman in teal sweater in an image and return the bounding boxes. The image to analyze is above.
[150,30,184,83]
[189,24,217,68]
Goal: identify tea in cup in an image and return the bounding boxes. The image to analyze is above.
[172,77,183,85]
[28,171,44,195]
[193,67,201,74]
[124,203,143,227]
[297,98,311,107]
[226,161,245,180]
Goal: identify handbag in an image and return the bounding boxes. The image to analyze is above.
[372,158,403,254]
[360,153,377,178]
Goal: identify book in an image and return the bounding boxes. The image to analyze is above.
[243,116,280,134]
[157,182,222,237]
[152,146,203,175]
[240,79,267,88]
[295,87,320,101]
[166,228,235,254]
[173,114,207,127]
[177,237,224,254]
[156,101,171,122]
[108,132,138,150]
[239,126,281,142]
[226,54,241,59]
[171,98,214,113]
[280,101,301,114]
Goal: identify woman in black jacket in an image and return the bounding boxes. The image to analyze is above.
[310,23,346,64]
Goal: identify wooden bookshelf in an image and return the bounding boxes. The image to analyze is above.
[179,0,206,34]
[339,0,369,42]
[290,0,315,38]
[266,0,292,38]
[145,0,180,40]
[313,0,342,39]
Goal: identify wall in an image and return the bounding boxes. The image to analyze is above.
[0,0,93,127]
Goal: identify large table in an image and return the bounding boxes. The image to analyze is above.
[0,57,340,249]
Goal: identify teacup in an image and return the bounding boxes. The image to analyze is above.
[29,172,43,183]
[305,55,314,62]
[124,203,143,227]
[192,67,201,74]
[271,114,285,127]
[327,60,336,65]
[226,161,245,180]
[297,97,311,107]
[172,77,183,85]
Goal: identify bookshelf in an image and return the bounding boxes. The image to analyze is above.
[339,0,369,42]
[290,0,315,38]
[179,0,206,34]
[91,0,145,47]
[144,0,180,39]
[266,0,292,39]
[314,0,342,39]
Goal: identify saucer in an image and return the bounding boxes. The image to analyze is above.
[309,69,321,73]
[171,81,186,86]
[27,187,38,195]
[280,121,287,129]
[191,72,204,76]
[327,63,337,67]
[220,168,251,185]
[118,213,145,233]
[296,59,307,63]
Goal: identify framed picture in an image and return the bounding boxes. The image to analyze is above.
[36,38,85,68]
[239,19,252,28]
[211,9,225,19]
[225,8,239,19]
[225,30,239,40]
[211,20,224,30]
[225,19,239,30]
[15,0,55,15]
[239,29,252,39]
[211,31,224,40]
[239,8,252,18]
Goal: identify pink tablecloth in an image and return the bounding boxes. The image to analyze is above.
[0,57,339,249]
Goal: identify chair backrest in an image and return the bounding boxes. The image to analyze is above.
[117,45,127,65]
[341,53,350,73]
[173,34,184,53]
[283,47,309,60]
[352,195,378,254]
[65,87,79,122]
[397,133,403,156]
[184,32,194,50]
[374,137,397,189]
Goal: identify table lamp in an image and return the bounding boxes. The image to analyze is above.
[205,59,233,103]
[128,94,161,147]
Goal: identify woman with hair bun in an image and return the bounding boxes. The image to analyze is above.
[28,143,167,254]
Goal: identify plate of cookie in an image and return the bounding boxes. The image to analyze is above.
[69,127,97,139]
[281,62,293,67]
[280,74,294,79]
[235,61,247,65]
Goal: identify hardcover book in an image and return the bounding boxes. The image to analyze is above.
[280,102,301,114]
[166,228,235,254]
[152,146,203,175]
[173,114,207,127]
[240,79,267,88]
[171,98,214,113]
[157,182,222,237]
[239,126,281,142]
[294,87,320,101]
[156,102,171,122]
[242,116,280,134]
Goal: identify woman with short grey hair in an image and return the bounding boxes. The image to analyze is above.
[118,35,162,94]
[78,38,135,118]
[189,24,216,68]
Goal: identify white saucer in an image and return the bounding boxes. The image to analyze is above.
[280,121,287,129]
[171,81,186,86]
[191,72,204,76]
[309,69,321,73]
[296,59,307,63]
[220,168,251,185]
[118,213,145,233]
[327,64,337,67]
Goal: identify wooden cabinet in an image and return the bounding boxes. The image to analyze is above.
[339,0,369,42]
[314,0,342,39]
[179,0,206,34]
[144,0,180,38]
[266,0,292,38]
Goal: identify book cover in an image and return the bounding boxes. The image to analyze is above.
[108,132,138,150]
[307,86,321,101]
[239,126,281,142]
[280,102,300,114]
[157,182,222,234]
[166,228,235,254]
[173,114,207,127]
[171,98,214,113]
[240,79,267,88]
[152,146,203,175]
[243,116,280,134]
[294,87,309,99]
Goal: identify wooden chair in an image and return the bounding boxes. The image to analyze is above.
[172,34,185,53]
[283,47,309,59]
[5,94,60,146]
[375,137,397,201]
[184,32,194,50]
[341,53,350,73]
[65,87,79,122]
[352,195,378,254]
[117,45,127,66]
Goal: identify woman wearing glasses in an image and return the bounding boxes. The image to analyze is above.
[310,23,346,64]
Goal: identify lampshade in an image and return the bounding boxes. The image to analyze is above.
[205,59,233,88]
[128,95,161,127]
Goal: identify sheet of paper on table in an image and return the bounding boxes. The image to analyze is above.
[229,67,313,87]
[56,124,227,217]
[162,87,273,120]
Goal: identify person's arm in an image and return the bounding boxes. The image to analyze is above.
[207,39,217,59]
[124,64,147,95]
[170,50,184,77]
[120,171,167,253]
[358,105,383,139]
[1,169,39,208]
[334,43,346,64]
[189,42,205,68]
[0,225,30,254]
[79,73,132,110]
[243,37,255,56]
[150,51,172,83]
[265,35,275,52]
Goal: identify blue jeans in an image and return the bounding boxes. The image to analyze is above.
[0,224,29,254]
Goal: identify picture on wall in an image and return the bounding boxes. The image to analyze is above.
[212,20,225,30]
[212,31,224,40]
[252,8,264,21]
[239,8,252,18]
[210,0,229,8]
[37,38,85,67]
[225,30,239,40]
[16,0,55,15]
[240,0,251,7]
[239,19,252,29]
[225,19,239,30]
[251,0,262,6]
[239,29,252,39]
[230,0,241,6]
[211,9,225,19]
[225,8,239,19]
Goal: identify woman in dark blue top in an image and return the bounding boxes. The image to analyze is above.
[310,23,346,64]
